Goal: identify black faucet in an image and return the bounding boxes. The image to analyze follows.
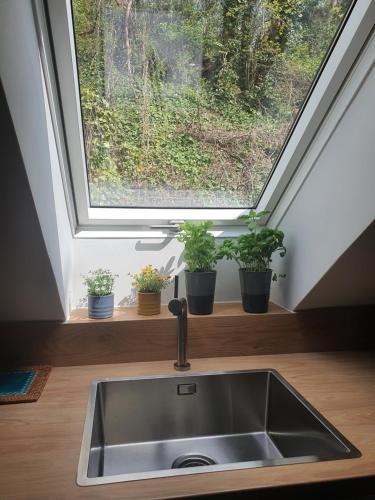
[168,276,190,371]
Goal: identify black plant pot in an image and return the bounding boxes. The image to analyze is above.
[239,269,272,313]
[185,270,217,315]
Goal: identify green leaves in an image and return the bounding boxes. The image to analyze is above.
[177,213,286,277]
[222,211,286,277]
[73,0,349,206]
[238,209,269,231]
[129,265,171,293]
[83,269,117,297]
[177,221,222,272]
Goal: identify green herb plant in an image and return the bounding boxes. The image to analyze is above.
[221,210,286,280]
[129,265,171,293]
[83,269,117,296]
[177,221,223,272]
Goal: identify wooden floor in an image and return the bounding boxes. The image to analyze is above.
[0,351,375,499]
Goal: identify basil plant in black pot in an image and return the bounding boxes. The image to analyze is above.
[177,221,223,315]
[221,211,286,313]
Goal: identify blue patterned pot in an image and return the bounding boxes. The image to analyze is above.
[88,293,114,319]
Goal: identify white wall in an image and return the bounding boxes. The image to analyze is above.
[72,238,240,308]
[270,33,375,310]
[43,80,74,314]
[0,81,66,321]
[0,0,73,319]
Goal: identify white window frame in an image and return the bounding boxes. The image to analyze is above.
[37,0,374,237]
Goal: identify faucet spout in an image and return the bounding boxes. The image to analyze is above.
[168,297,190,371]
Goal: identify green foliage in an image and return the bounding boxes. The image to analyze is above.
[129,265,171,293]
[83,269,117,296]
[177,221,222,272]
[80,88,123,183]
[221,210,286,279]
[72,0,350,206]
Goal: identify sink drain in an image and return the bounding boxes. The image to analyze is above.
[172,454,217,469]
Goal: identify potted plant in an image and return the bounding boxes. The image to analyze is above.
[221,210,286,313]
[83,269,117,319]
[177,221,223,315]
[130,265,171,316]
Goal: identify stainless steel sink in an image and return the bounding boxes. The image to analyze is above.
[77,369,360,486]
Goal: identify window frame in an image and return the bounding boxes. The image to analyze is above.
[39,0,374,236]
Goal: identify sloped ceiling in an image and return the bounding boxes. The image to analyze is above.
[297,220,375,310]
[0,82,65,321]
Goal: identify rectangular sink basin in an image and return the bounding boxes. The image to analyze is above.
[77,369,360,486]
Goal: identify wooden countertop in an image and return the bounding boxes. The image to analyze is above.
[1,351,375,499]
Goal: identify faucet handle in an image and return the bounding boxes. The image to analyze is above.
[168,298,183,316]
[174,275,179,299]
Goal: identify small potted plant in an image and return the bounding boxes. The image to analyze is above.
[83,269,117,319]
[130,265,171,316]
[221,210,286,313]
[177,221,223,315]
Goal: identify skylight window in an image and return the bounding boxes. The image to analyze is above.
[70,0,353,210]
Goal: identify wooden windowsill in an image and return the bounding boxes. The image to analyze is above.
[68,301,290,323]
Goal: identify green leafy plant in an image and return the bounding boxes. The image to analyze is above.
[74,0,349,207]
[83,269,117,296]
[221,210,286,280]
[129,265,171,293]
[177,221,223,272]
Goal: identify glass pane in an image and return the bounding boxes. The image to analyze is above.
[72,0,352,208]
